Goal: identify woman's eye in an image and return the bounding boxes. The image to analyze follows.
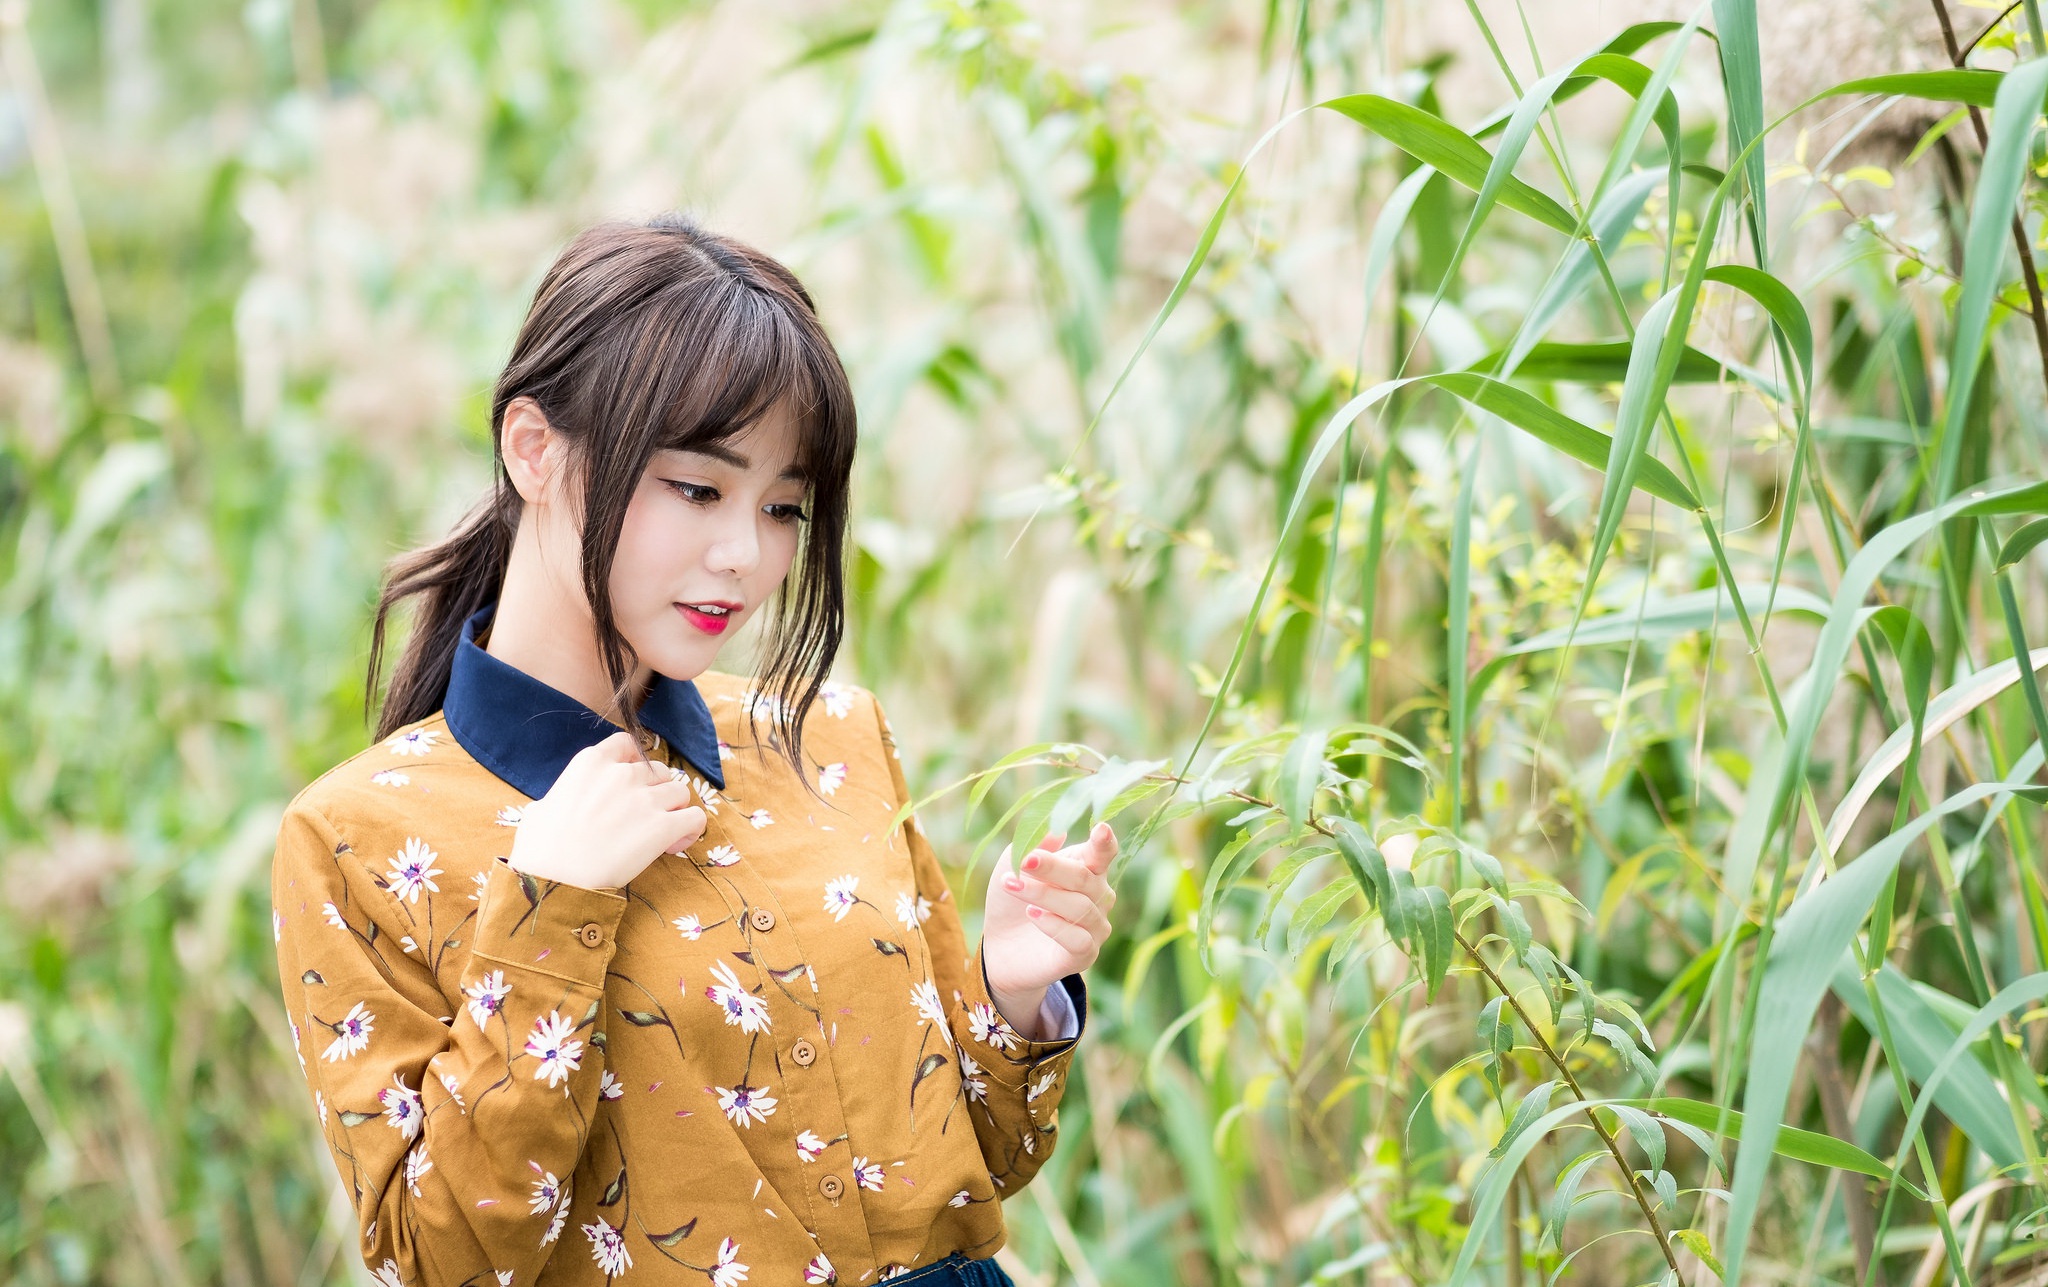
[767,504,810,525]
[665,480,719,504]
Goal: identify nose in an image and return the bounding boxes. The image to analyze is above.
[705,506,761,579]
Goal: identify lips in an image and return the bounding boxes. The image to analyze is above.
[677,601,739,635]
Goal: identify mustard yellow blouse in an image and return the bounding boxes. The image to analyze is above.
[270,605,1087,1285]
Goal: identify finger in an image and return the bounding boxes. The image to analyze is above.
[660,805,708,853]
[1084,821,1118,873]
[643,777,696,810]
[585,729,641,761]
[1025,904,1101,957]
[1015,850,1106,898]
[1005,880,1097,925]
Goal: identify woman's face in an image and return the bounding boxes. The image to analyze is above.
[607,402,811,684]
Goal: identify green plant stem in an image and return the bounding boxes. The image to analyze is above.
[1456,929,1689,1286]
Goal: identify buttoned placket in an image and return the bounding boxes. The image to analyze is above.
[654,742,881,1273]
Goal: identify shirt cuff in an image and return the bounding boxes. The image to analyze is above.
[1038,975,1082,1041]
[470,856,628,990]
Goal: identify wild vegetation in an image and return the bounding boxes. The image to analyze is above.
[3,1,2047,1284]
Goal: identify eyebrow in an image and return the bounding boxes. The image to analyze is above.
[670,442,809,483]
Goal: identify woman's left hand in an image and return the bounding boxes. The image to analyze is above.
[981,821,1118,1036]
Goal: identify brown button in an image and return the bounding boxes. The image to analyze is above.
[818,1173,843,1199]
[791,1039,816,1067]
[578,922,605,948]
[749,907,776,932]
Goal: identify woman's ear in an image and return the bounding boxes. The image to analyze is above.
[501,397,558,504]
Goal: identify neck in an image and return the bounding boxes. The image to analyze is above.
[486,539,653,726]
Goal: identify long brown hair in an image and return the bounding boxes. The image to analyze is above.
[365,212,858,789]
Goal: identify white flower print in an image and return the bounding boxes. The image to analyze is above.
[895,890,933,930]
[711,1237,748,1287]
[543,1185,571,1246]
[495,805,524,827]
[958,1052,988,1104]
[528,1167,564,1216]
[599,1069,624,1101]
[804,1250,835,1284]
[1027,1070,1059,1103]
[386,728,439,757]
[322,1001,374,1061]
[403,1142,432,1197]
[747,809,774,829]
[321,901,347,930]
[692,775,722,815]
[966,1001,1021,1053]
[704,844,741,867]
[371,1260,405,1287]
[440,1072,465,1110]
[817,762,847,796]
[715,1082,778,1127]
[315,1090,327,1126]
[464,970,511,1031]
[672,913,704,940]
[379,1073,423,1141]
[400,935,418,954]
[817,682,854,718]
[271,908,283,942]
[910,980,951,1047]
[581,1215,632,1278]
[704,960,771,1034]
[795,1129,825,1162]
[496,1274,513,1286]
[523,1012,584,1090]
[851,1156,884,1191]
[470,870,488,901]
[949,1190,972,1208]
[1022,1130,1036,1154]
[371,769,410,787]
[742,687,781,720]
[717,738,733,761]
[822,875,859,922]
[385,837,442,904]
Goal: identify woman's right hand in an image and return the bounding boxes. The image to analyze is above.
[506,730,707,890]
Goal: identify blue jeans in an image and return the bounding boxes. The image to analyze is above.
[884,1251,1019,1285]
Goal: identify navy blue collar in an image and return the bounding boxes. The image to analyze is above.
[442,603,725,799]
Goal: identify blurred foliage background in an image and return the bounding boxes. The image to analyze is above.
[5,0,2048,1284]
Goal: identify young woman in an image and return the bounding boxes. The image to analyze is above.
[270,214,1118,1287]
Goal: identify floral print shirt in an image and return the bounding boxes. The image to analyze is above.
[270,605,1087,1286]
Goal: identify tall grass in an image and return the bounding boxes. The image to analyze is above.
[3,1,2047,1284]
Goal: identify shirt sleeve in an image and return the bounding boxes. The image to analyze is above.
[869,692,1087,1198]
[271,797,628,1285]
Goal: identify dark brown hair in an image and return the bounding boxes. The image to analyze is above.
[364,212,858,789]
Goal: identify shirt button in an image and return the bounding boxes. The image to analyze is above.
[818,1173,843,1200]
[578,922,605,948]
[791,1039,816,1067]
[749,907,776,932]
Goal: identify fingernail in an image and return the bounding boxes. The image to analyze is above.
[1027,905,1043,918]
[1004,874,1023,890]
[1023,854,1038,870]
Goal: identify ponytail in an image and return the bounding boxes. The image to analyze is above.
[365,481,519,740]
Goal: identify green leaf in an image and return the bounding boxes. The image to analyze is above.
[1317,95,1576,233]
[1722,779,2048,1284]
[1997,518,2048,570]
[1623,1098,1892,1179]
[1933,59,2048,502]
[1275,730,1327,832]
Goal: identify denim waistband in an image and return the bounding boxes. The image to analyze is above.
[883,1251,1017,1285]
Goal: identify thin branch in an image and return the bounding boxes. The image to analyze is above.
[1929,0,2048,397]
